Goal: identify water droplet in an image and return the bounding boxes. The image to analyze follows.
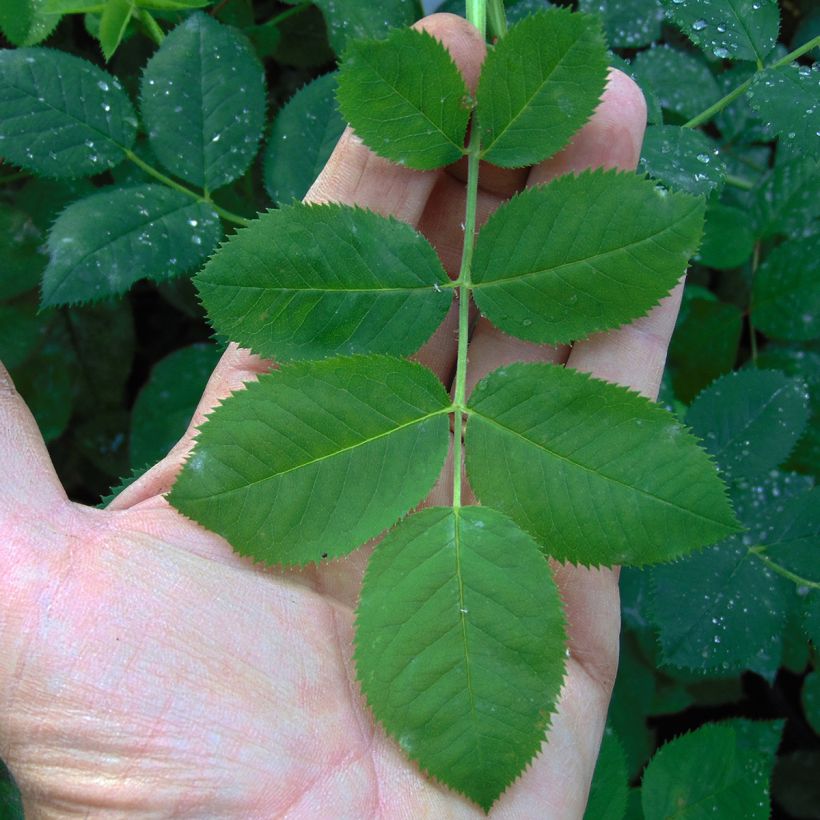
[692,19,708,30]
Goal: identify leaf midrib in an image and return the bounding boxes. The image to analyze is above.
[471,203,701,289]
[467,409,735,528]
[192,406,452,499]
[200,280,453,294]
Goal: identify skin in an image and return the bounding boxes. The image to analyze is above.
[0,14,682,819]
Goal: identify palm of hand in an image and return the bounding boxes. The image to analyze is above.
[1,14,670,818]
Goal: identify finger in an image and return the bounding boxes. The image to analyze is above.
[464,68,648,394]
[0,362,66,517]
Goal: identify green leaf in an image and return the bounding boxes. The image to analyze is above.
[686,369,810,480]
[661,0,779,63]
[354,505,566,812]
[754,158,820,239]
[667,292,743,403]
[0,758,23,820]
[747,64,820,160]
[196,203,452,361]
[314,0,418,55]
[98,462,150,508]
[756,486,820,586]
[715,64,776,144]
[802,671,820,735]
[336,28,469,170]
[263,73,346,204]
[697,204,755,269]
[169,356,451,566]
[476,9,608,167]
[130,342,221,468]
[471,170,705,345]
[99,0,134,60]
[756,343,820,479]
[140,12,266,190]
[641,724,768,820]
[752,236,820,342]
[584,728,629,820]
[138,0,212,8]
[465,363,739,566]
[41,184,221,307]
[649,471,813,676]
[0,48,137,178]
[0,0,60,45]
[638,125,725,196]
[579,0,663,48]
[632,45,720,122]
[772,751,820,819]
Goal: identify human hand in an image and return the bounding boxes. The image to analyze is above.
[0,13,667,817]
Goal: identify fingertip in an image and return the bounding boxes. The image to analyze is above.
[413,12,487,91]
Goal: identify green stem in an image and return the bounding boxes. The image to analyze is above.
[683,35,820,129]
[487,0,507,39]
[452,127,481,510]
[749,546,820,590]
[124,149,250,226]
[135,8,165,46]
[724,173,754,191]
[466,0,487,39]
[262,1,311,29]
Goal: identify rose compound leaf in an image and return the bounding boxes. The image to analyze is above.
[661,0,780,63]
[263,72,346,204]
[336,28,469,170]
[196,203,453,360]
[354,506,566,812]
[0,48,136,178]
[476,9,608,167]
[686,369,811,480]
[641,724,769,820]
[747,64,820,160]
[140,13,266,190]
[41,184,221,307]
[465,363,740,566]
[169,356,451,566]
[471,170,705,345]
[752,235,820,342]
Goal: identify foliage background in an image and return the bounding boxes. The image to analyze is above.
[0,0,817,816]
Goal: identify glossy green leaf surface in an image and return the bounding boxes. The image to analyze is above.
[686,369,810,480]
[336,28,469,170]
[0,48,136,177]
[314,0,418,54]
[0,0,60,45]
[471,170,705,345]
[661,0,780,62]
[752,235,820,342]
[642,723,771,820]
[697,204,755,269]
[355,506,566,812]
[140,13,266,190]
[465,363,739,566]
[263,72,346,204]
[41,184,221,307]
[196,203,452,360]
[632,46,720,121]
[639,125,725,196]
[753,158,820,239]
[130,342,221,468]
[169,356,451,566]
[579,0,663,48]
[747,64,819,160]
[476,9,608,167]
[649,471,813,676]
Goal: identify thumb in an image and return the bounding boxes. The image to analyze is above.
[0,361,67,516]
